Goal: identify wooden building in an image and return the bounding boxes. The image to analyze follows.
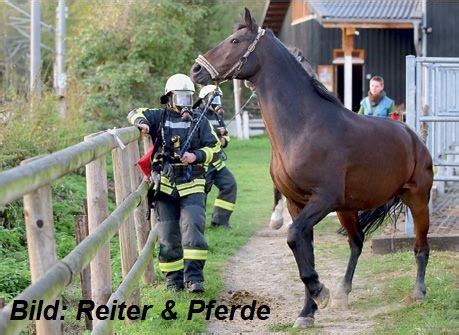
[261,0,459,112]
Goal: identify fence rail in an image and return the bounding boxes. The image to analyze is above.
[0,127,155,335]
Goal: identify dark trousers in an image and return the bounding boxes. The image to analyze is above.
[155,192,208,284]
[205,166,237,226]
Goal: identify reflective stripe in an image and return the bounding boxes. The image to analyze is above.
[160,175,174,195]
[179,185,205,197]
[164,120,191,129]
[158,259,184,272]
[183,249,208,260]
[128,108,148,125]
[210,120,220,126]
[161,175,174,187]
[160,183,174,195]
[214,198,235,211]
[215,161,226,171]
[212,159,225,171]
[176,178,205,197]
[176,178,205,190]
[201,147,213,164]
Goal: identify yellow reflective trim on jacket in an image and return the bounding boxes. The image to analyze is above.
[160,183,174,195]
[214,198,235,211]
[176,178,205,190]
[212,159,225,171]
[198,123,221,165]
[178,185,205,197]
[183,249,208,260]
[160,175,174,187]
[223,135,231,144]
[158,259,184,272]
[201,147,213,165]
[128,108,148,125]
[160,175,174,195]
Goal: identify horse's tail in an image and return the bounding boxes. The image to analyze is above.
[338,197,404,240]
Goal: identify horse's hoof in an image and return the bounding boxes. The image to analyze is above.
[293,316,314,328]
[314,286,330,309]
[412,289,426,302]
[269,218,283,230]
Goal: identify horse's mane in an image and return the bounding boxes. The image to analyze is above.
[236,20,343,108]
[287,46,344,108]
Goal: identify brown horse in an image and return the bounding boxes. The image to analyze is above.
[191,9,433,328]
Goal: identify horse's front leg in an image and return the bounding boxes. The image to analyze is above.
[286,196,333,328]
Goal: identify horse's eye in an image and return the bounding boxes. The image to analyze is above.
[231,38,239,45]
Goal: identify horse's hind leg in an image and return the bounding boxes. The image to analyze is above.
[270,187,284,229]
[286,197,332,328]
[400,191,430,301]
[333,210,363,309]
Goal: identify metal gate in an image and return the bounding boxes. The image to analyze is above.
[406,55,459,184]
[405,55,459,235]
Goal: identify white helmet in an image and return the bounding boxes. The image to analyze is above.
[164,73,195,95]
[162,74,195,107]
[198,85,222,105]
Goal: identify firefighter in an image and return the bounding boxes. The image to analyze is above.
[197,85,237,229]
[127,74,220,293]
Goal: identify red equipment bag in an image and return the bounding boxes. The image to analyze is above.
[136,144,154,177]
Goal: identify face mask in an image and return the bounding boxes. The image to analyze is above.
[209,95,221,106]
[172,91,193,108]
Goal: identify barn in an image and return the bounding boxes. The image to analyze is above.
[261,0,459,112]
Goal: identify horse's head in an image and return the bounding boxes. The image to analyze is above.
[190,8,264,84]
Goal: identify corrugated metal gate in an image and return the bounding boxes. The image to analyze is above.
[405,55,459,234]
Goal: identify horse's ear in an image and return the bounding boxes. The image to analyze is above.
[244,8,256,31]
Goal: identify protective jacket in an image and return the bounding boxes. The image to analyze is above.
[128,107,220,196]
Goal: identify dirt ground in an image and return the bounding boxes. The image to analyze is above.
[206,220,389,334]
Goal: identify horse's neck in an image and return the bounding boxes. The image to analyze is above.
[251,40,327,148]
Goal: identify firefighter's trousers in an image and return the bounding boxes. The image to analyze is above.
[155,192,208,285]
[205,166,237,227]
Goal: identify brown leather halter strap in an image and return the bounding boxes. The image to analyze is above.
[195,27,265,81]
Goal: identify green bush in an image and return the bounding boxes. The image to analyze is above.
[0,92,90,171]
[0,258,30,299]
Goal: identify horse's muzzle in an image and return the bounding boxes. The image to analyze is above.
[190,63,212,85]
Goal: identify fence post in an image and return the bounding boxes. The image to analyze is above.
[127,140,155,285]
[233,79,243,139]
[242,110,250,139]
[21,157,63,335]
[112,144,140,319]
[75,212,92,331]
[84,134,113,332]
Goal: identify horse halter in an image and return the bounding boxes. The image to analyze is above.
[195,27,266,81]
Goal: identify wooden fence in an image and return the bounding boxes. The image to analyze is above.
[0,127,156,335]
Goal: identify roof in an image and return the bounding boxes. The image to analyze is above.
[310,0,422,26]
[262,0,422,32]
